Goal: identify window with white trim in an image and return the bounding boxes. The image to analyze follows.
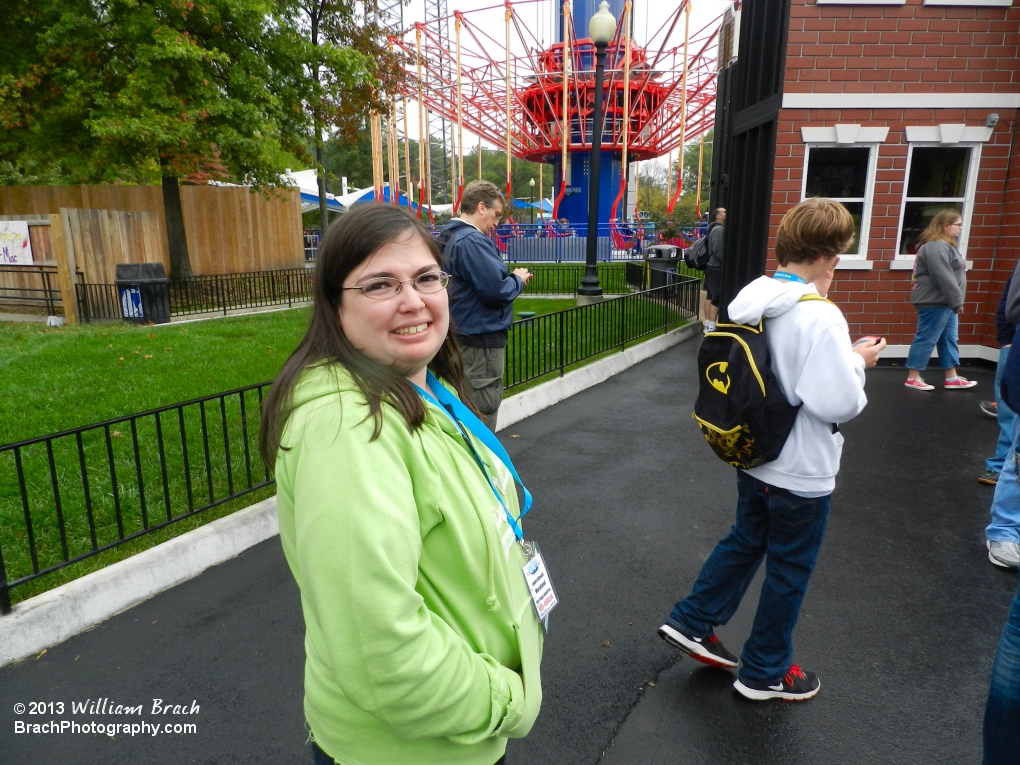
[896,144,981,257]
[802,145,878,260]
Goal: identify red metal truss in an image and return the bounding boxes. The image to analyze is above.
[390,0,720,164]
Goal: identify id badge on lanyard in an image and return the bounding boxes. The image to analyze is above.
[520,540,557,627]
[415,373,559,629]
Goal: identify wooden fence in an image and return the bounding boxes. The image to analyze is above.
[0,184,303,275]
[0,215,77,320]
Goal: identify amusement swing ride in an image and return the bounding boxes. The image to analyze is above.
[367,0,721,252]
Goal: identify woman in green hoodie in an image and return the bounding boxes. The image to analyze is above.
[259,204,543,765]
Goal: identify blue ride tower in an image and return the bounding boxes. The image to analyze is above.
[554,0,626,231]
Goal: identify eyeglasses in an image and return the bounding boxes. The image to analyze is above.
[342,271,450,300]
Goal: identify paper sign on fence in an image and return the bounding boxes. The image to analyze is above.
[0,221,33,265]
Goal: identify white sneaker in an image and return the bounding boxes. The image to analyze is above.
[987,540,1020,569]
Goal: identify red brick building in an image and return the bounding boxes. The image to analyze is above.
[732,0,1020,358]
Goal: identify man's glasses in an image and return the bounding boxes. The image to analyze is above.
[342,271,450,300]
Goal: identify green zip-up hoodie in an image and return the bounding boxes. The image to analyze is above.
[275,364,543,765]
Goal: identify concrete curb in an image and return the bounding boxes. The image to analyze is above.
[496,321,702,431]
[0,321,701,668]
[0,497,279,669]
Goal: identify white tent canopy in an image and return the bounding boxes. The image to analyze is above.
[281,169,454,216]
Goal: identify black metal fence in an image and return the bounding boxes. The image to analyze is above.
[76,268,315,322]
[0,384,272,614]
[0,279,699,612]
[303,229,321,262]
[0,265,64,314]
[74,263,692,321]
[504,277,701,390]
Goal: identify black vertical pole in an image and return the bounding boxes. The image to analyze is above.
[0,542,11,614]
[579,41,607,299]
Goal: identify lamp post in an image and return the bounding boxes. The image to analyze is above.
[578,0,616,305]
[529,177,536,225]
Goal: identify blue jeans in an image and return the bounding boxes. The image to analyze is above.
[905,306,960,372]
[984,575,1020,764]
[666,471,831,684]
[987,346,1018,474]
[987,417,1020,543]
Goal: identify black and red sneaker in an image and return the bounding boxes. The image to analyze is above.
[733,664,820,701]
[657,623,739,669]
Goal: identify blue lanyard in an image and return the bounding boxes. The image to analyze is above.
[772,271,806,284]
[414,371,532,540]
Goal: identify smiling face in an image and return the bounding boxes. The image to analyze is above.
[338,233,449,387]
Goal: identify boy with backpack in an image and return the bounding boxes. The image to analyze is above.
[658,198,885,701]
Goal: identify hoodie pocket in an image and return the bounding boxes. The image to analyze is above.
[503,604,543,738]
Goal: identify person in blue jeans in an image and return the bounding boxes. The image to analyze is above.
[984,313,1020,761]
[904,210,977,391]
[986,268,1020,570]
[979,274,1017,486]
[659,199,884,701]
[985,576,1020,764]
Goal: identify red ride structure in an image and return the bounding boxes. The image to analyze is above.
[386,0,720,247]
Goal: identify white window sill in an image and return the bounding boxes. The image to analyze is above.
[835,259,874,270]
[924,0,1012,6]
[889,258,973,271]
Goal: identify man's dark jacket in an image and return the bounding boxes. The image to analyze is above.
[706,222,725,269]
[1001,263,1020,410]
[440,219,525,345]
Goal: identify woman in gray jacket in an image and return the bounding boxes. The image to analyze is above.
[904,209,976,390]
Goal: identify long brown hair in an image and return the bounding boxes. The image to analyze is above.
[918,208,962,246]
[259,204,475,469]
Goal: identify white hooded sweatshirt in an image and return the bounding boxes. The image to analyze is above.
[727,275,868,495]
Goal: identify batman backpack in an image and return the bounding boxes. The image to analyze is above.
[692,294,831,469]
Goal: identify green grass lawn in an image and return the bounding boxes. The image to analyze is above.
[0,298,580,446]
[0,290,690,606]
[0,309,314,446]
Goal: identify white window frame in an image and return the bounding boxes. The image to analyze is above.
[800,125,889,270]
[799,142,881,271]
[890,142,983,270]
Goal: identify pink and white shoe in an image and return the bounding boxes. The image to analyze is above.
[904,377,934,391]
[944,376,977,390]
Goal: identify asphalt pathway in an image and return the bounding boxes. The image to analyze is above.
[1,338,1015,765]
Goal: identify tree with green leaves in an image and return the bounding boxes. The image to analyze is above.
[0,0,377,276]
[291,0,403,228]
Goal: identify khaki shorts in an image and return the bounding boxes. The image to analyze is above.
[460,345,506,429]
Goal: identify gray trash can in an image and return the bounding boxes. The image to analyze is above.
[644,244,679,260]
[115,263,171,324]
[645,246,680,289]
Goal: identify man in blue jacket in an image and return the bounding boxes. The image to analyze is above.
[441,181,532,429]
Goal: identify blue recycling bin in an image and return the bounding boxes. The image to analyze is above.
[115,263,170,324]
